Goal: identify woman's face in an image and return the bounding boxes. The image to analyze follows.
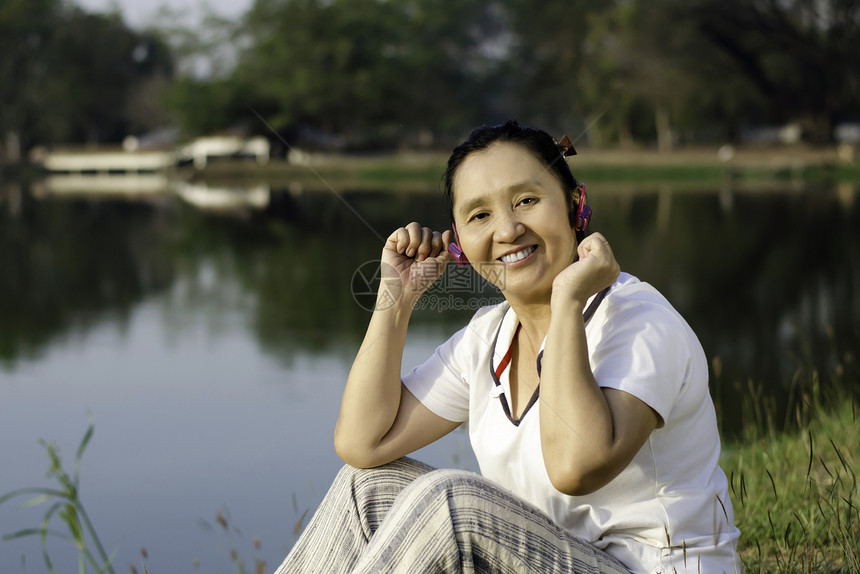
[452,142,578,304]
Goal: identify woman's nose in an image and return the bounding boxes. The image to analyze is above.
[493,211,524,243]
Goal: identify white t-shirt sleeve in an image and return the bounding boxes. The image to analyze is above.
[402,326,471,423]
[590,300,691,423]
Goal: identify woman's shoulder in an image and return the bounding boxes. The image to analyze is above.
[438,300,509,350]
[463,300,510,335]
[432,301,509,367]
[606,273,679,315]
[601,272,697,337]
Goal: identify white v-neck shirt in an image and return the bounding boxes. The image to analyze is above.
[403,273,741,574]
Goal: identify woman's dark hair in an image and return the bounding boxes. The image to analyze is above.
[442,120,585,243]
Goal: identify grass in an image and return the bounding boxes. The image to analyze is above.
[722,382,859,573]
[198,509,267,574]
[0,417,117,574]
[0,423,266,574]
[189,147,860,191]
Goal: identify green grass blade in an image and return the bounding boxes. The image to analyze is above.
[73,419,95,489]
[41,542,57,574]
[90,547,119,574]
[40,504,63,574]
[3,527,75,542]
[39,439,75,494]
[3,527,43,540]
[21,494,52,508]
[59,503,83,544]
[0,487,69,506]
[765,468,778,500]
[77,502,116,573]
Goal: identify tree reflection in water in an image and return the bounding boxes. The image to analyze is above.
[1,181,857,435]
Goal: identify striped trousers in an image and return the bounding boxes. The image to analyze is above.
[274,458,630,574]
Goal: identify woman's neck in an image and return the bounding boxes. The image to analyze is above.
[508,299,552,353]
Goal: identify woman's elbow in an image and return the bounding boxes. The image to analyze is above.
[546,463,611,496]
[334,429,362,467]
[333,428,381,469]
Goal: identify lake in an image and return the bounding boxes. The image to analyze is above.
[1,176,858,573]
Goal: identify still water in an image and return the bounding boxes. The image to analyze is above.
[1,178,858,573]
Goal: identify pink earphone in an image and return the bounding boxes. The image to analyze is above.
[573,184,592,232]
[447,184,591,267]
[447,225,469,267]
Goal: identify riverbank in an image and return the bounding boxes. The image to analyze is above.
[722,387,859,573]
[186,145,860,192]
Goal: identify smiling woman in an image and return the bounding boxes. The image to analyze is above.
[274,121,742,574]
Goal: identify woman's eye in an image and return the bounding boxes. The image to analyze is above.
[470,212,489,222]
[519,197,537,206]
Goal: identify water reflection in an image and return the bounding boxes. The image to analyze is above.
[2,180,858,421]
[0,188,174,367]
[35,173,171,197]
[173,181,270,213]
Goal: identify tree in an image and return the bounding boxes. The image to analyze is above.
[160,0,860,149]
[501,0,614,137]
[689,0,860,143]
[0,0,174,157]
[0,0,61,159]
[43,8,175,142]
[195,0,510,148]
[589,0,759,149]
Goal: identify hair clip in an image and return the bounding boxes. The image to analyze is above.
[558,134,577,157]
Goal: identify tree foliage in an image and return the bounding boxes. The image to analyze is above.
[221,0,509,148]
[688,0,860,143]
[3,0,859,154]
[167,0,859,148]
[0,0,173,156]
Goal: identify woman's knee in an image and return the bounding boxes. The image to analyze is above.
[415,468,485,488]
[398,468,490,508]
[332,457,436,498]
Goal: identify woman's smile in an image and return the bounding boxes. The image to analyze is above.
[498,244,537,265]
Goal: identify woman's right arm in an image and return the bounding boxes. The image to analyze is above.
[334,223,460,468]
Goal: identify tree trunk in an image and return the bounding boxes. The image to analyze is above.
[585,114,603,148]
[4,130,21,163]
[655,105,673,153]
[618,121,634,149]
[803,114,834,145]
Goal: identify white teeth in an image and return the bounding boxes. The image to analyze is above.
[500,246,535,263]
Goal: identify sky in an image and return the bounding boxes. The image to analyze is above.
[74,0,253,29]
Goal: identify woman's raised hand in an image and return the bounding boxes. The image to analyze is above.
[379,222,452,309]
[551,232,620,310]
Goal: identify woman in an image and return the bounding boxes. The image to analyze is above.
[275,121,741,574]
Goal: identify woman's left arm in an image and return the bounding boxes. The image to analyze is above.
[540,233,660,496]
